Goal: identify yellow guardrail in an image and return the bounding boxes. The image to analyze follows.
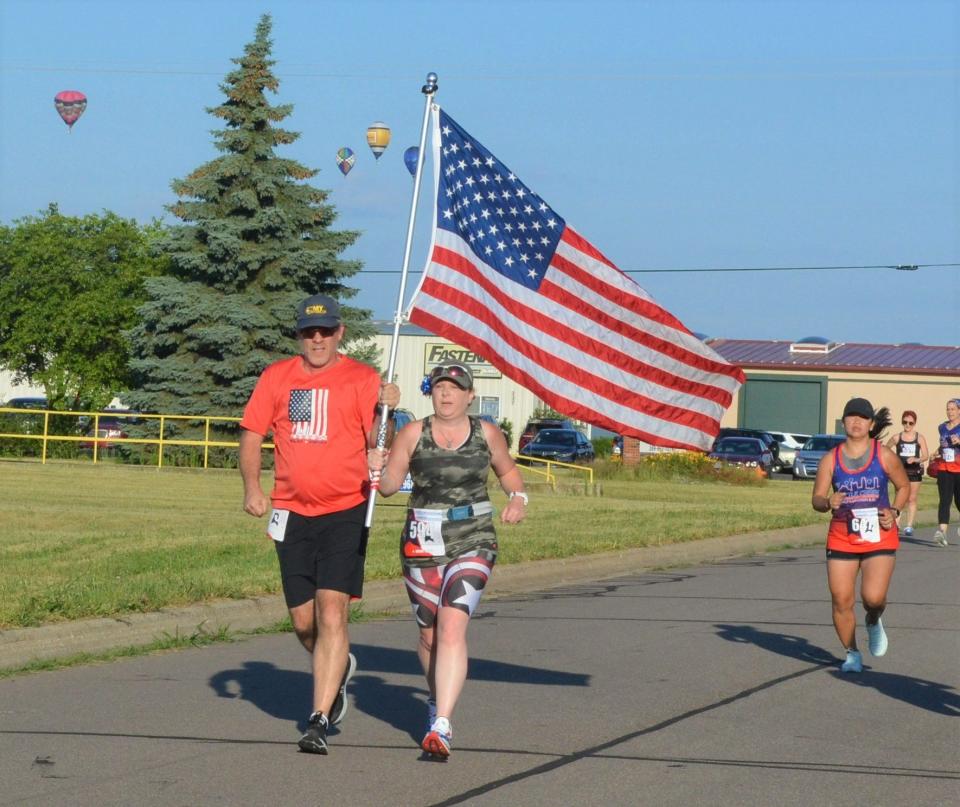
[512,454,594,487]
[0,407,273,468]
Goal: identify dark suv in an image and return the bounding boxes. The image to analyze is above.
[518,418,576,451]
[712,428,781,469]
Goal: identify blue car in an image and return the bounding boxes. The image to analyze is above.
[518,428,595,464]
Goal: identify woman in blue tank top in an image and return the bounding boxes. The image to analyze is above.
[812,398,909,674]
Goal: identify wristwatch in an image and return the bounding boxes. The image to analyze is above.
[891,507,901,516]
[509,491,529,506]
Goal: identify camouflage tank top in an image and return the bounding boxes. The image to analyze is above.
[403,415,498,567]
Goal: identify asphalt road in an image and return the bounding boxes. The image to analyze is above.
[1,526,957,806]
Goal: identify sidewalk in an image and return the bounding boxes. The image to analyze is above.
[0,512,936,670]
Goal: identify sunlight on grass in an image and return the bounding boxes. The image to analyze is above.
[0,461,937,628]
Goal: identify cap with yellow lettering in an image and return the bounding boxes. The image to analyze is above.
[296,294,342,330]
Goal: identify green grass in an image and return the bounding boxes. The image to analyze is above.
[0,460,939,629]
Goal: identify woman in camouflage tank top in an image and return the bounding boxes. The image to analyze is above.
[367,363,528,758]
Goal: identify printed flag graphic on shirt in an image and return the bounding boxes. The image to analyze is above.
[405,107,745,451]
[289,388,329,442]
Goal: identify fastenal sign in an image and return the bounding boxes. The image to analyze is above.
[424,343,502,379]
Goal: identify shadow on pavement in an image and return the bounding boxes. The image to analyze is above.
[715,624,960,716]
[831,670,960,716]
[208,643,590,738]
[714,623,836,665]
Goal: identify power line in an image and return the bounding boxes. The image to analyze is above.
[356,262,958,275]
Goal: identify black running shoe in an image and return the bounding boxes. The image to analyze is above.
[329,652,357,726]
[298,712,329,754]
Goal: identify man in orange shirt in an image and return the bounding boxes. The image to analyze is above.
[239,294,399,755]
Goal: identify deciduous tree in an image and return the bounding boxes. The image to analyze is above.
[0,204,164,410]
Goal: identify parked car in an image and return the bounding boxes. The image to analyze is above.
[79,409,141,450]
[518,428,595,464]
[518,417,576,451]
[390,408,415,432]
[767,431,810,474]
[792,434,846,480]
[712,428,781,469]
[708,436,774,477]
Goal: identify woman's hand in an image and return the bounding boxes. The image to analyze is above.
[501,494,527,524]
[879,507,898,530]
[828,491,846,510]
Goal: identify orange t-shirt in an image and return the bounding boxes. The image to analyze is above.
[240,355,381,516]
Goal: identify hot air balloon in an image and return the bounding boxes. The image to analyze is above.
[403,146,419,177]
[336,147,356,176]
[54,90,87,131]
[366,121,391,160]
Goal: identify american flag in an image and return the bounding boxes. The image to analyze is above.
[289,388,329,443]
[406,107,745,451]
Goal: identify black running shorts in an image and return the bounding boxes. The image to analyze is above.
[825,547,896,561]
[274,503,367,607]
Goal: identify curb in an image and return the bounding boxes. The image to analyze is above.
[0,512,937,670]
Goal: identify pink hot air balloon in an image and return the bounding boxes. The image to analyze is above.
[54,90,87,131]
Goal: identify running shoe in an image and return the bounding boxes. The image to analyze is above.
[902,526,913,537]
[840,649,863,673]
[934,530,948,547]
[298,711,329,754]
[866,618,888,657]
[421,716,453,758]
[329,652,357,726]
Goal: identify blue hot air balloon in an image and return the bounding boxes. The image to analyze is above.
[403,146,419,177]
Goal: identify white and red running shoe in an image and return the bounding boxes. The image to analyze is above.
[422,716,452,758]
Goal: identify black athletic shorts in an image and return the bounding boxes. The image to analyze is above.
[274,503,367,607]
[825,548,897,561]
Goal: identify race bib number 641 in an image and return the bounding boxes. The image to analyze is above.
[848,507,880,543]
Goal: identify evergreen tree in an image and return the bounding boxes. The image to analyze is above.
[127,14,371,422]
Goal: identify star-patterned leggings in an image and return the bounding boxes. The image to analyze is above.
[402,549,496,628]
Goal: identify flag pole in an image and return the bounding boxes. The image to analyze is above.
[364,72,438,529]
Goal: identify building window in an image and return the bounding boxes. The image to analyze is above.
[480,396,500,419]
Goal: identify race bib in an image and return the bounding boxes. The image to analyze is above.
[848,507,880,544]
[899,443,917,458]
[944,447,956,463]
[402,510,446,558]
[267,508,289,542]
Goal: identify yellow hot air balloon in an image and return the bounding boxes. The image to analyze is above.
[366,121,391,160]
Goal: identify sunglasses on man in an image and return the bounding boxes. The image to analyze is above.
[299,325,339,339]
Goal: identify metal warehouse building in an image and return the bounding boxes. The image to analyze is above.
[709,336,960,439]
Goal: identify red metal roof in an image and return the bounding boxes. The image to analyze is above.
[708,339,960,377]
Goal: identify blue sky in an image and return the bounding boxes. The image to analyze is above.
[1,0,957,346]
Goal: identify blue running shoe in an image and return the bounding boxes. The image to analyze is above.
[840,649,863,673]
[866,618,888,657]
